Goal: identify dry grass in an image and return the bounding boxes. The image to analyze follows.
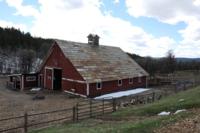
[0,76,82,131]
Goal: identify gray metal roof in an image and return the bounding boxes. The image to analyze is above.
[55,39,148,83]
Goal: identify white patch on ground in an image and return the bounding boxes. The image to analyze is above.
[158,111,171,116]
[31,87,41,92]
[179,99,185,102]
[94,88,150,100]
[174,109,187,114]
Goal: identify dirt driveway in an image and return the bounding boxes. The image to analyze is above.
[0,76,82,119]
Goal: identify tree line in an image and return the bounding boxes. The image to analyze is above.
[0,27,52,73]
[128,50,200,77]
[0,27,52,58]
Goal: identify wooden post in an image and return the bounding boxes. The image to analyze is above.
[102,99,104,115]
[76,103,79,121]
[90,100,92,118]
[136,95,139,104]
[152,92,155,102]
[72,106,76,122]
[24,112,28,133]
[112,98,116,112]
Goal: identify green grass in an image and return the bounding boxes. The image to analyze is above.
[30,86,200,133]
[30,112,192,133]
[113,86,200,117]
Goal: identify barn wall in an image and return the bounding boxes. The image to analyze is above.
[23,74,38,89]
[40,43,85,90]
[88,76,147,97]
[62,80,87,96]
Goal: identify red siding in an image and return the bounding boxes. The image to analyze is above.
[88,76,147,97]
[23,74,38,89]
[62,80,87,96]
[40,43,85,91]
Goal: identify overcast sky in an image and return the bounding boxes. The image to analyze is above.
[1,0,200,58]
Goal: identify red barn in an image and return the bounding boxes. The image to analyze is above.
[39,34,149,97]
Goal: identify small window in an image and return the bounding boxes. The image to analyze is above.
[96,82,102,90]
[129,78,133,84]
[118,80,122,86]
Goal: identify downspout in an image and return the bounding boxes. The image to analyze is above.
[21,75,24,91]
[86,82,89,97]
[146,76,148,88]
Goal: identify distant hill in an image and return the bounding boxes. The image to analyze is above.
[176,58,200,62]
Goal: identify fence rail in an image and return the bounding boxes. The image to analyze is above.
[0,91,164,133]
[0,98,115,133]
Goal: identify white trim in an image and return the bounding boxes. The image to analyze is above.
[21,75,24,91]
[62,78,86,84]
[129,78,133,84]
[86,83,89,96]
[45,66,53,70]
[146,77,148,88]
[118,79,122,86]
[96,82,102,90]
[64,90,87,98]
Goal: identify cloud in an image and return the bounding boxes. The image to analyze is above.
[27,0,176,57]
[125,0,200,24]
[5,0,39,17]
[125,0,200,57]
[2,0,191,57]
[113,0,119,4]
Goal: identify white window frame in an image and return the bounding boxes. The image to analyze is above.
[118,79,122,86]
[96,82,102,90]
[129,78,133,84]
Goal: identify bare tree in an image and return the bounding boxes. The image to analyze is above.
[18,49,36,73]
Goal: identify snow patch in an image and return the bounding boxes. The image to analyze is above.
[94,88,150,100]
[31,87,41,92]
[158,111,170,116]
[174,109,186,114]
[178,99,185,102]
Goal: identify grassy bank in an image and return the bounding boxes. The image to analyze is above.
[30,86,200,133]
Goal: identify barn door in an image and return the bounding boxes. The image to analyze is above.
[45,68,53,89]
[53,68,62,90]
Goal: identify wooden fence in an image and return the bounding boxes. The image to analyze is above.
[0,91,163,133]
[0,99,114,133]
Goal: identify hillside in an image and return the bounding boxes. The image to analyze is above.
[31,86,200,133]
[0,27,52,73]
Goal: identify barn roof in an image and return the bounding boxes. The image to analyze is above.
[55,39,148,83]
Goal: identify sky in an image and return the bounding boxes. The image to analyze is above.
[0,0,200,58]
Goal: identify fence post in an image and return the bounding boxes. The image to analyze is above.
[76,103,79,121]
[136,95,139,104]
[102,99,104,115]
[72,106,76,122]
[152,92,155,102]
[90,99,92,118]
[112,98,116,112]
[24,112,28,133]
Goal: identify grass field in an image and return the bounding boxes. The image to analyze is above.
[30,86,200,133]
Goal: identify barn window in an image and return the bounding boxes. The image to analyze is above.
[26,76,36,81]
[118,80,122,86]
[96,82,102,90]
[129,78,133,84]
